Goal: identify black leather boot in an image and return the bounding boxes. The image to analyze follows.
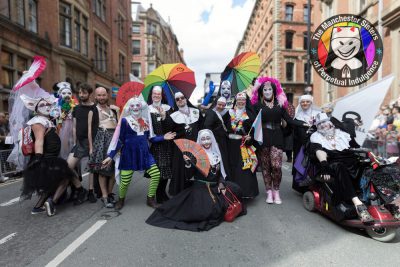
[115,197,125,210]
[146,196,160,209]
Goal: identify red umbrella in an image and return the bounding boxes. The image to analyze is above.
[13,56,46,91]
[116,81,145,110]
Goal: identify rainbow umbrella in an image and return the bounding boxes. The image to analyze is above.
[143,63,196,106]
[221,52,261,95]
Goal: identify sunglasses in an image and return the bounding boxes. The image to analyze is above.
[38,102,52,108]
[175,97,185,101]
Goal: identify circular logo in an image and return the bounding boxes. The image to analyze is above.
[310,14,383,87]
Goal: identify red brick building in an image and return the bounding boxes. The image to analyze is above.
[236,0,319,106]
[130,3,184,81]
[0,0,132,112]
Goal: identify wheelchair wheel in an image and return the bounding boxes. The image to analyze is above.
[303,191,316,212]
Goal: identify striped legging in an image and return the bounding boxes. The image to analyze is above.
[119,164,160,198]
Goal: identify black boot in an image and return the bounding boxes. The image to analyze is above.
[147,196,160,209]
[115,197,125,210]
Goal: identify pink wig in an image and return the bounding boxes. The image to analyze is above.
[250,77,288,108]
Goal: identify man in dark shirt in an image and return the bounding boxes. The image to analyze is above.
[67,83,98,203]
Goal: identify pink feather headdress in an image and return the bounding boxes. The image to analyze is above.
[250,77,288,108]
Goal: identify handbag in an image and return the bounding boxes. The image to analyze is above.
[223,186,243,222]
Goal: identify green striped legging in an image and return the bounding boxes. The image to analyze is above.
[119,164,160,198]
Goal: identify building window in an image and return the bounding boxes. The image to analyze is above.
[60,2,72,47]
[95,34,107,72]
[118,14,124,41]
[118,54,125,81]
[303,32,308,50]
[1,50,14,89]
[16,0,25,26]
[0,1,10,18]
[285,4,293,21]
[303,5,310,22]
[94,0,106,22]
[285,32,294,49]
[28,0,37,33]
[148,62,155,74]
[132,40,140,55]
[1,51,29,89]
[286,62,294,81]
[147,40,155,56]
[82,16,88,56]
[74,9,81,52]
[132,24,140,34]
[131,62,141,78]
[148,22,157,35]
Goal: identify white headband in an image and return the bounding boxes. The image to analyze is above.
[236,92,246,100]
[153,86,162,93]
[57,82,72,95]
[174,92,184,99]
[217,96,227,104]
[299,94,313,103]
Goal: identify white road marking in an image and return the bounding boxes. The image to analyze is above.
[0,232,17,245]
[45,220,107,267]
[0,197,20,207]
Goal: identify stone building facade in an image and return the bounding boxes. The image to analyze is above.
[0,0,132,112]
[130,3,185,81]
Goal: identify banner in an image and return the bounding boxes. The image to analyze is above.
[332,74,394,145]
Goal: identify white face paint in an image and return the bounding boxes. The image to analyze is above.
[37,100,52,116]
[263,82,273,100]
[220,81,231,99]
[60,89,72,102]
[49,103,60,118]
[200,134,212,149]
[129,100,142,117]
[317,121,335,137]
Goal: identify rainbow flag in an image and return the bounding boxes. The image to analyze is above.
[251,110,263,145]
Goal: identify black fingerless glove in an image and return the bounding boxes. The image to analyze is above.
[319,160,330,176]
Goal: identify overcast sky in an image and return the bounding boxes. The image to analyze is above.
[137,0,255,103]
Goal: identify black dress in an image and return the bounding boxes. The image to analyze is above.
[309,142,360,205]
[146,165,244,232]
[203,109,232,179]
[168,108,203,195]
[149,109,174,181]
[22,127,75,199]
[225,109,259,198]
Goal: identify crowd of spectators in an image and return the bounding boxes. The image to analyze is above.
[366,97,400,158]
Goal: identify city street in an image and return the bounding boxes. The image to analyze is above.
[1,163,400,267]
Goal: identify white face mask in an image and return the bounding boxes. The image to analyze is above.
[200,135,212,149]
[220,82,231,99]
[37,100,52,116]
[129,100,142,117]
[263,83,273,100]
[60,89,72,101]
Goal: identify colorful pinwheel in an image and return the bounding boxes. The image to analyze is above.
[13,56,46,91]
[143,63,196,106]
[221,52,261,95]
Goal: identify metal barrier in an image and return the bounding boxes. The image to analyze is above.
[363,139,400,158]
[0,149,18,178]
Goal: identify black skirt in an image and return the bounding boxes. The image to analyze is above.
[146,181,244,232]
[226,138,259,198]
[22,157,75,199]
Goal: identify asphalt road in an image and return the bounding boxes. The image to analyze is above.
[1,163,400,267]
